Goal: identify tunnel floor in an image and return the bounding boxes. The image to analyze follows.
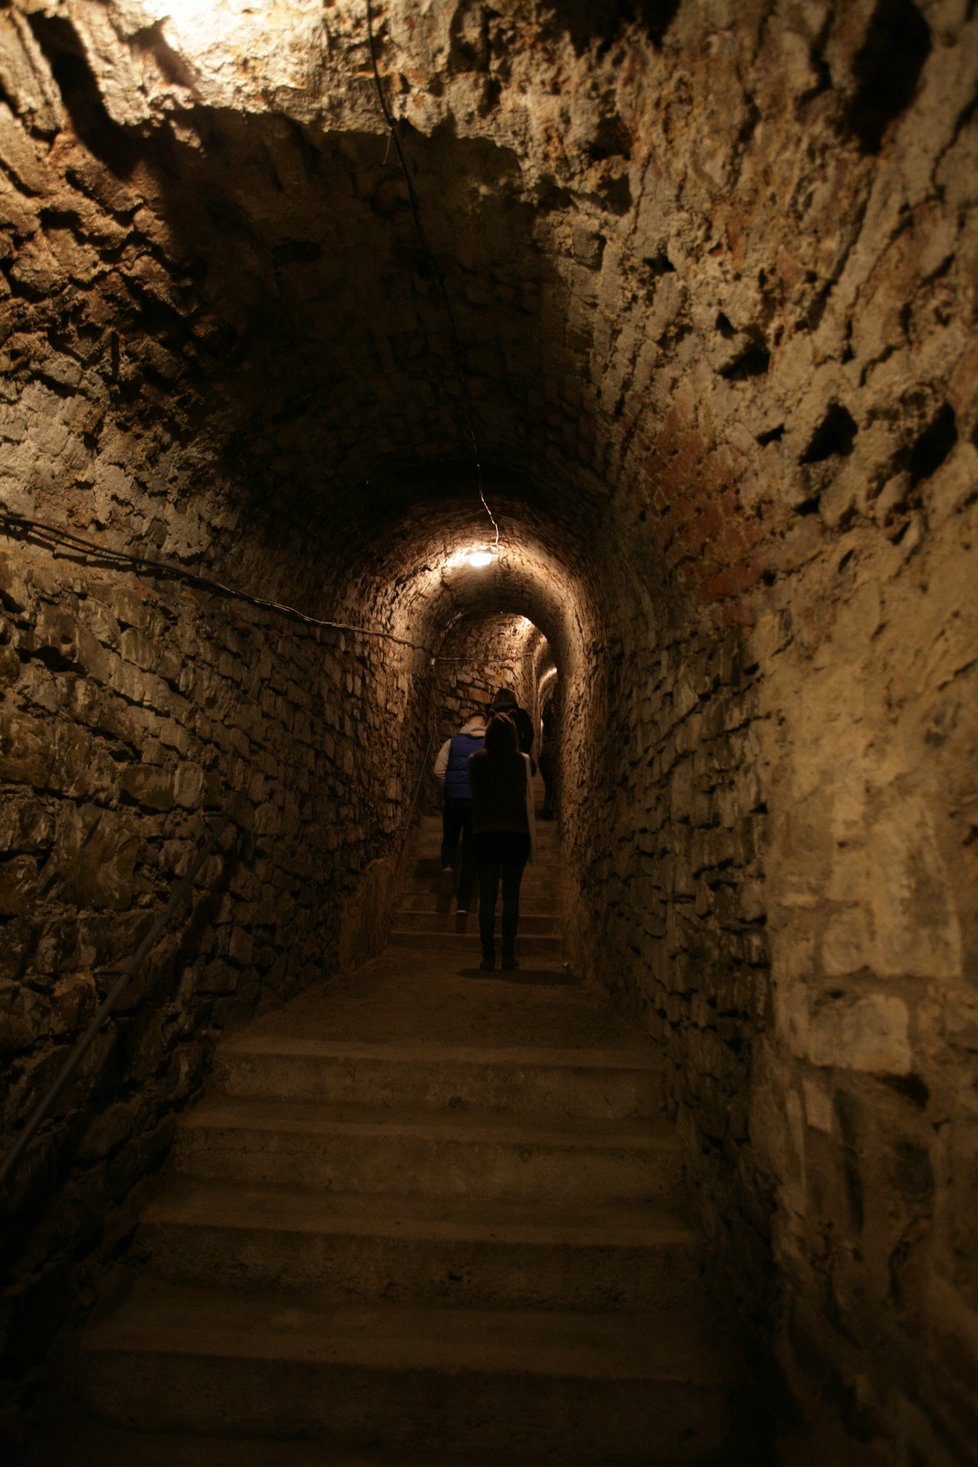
[247,936,639,1051]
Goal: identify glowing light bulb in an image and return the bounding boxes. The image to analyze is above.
[468,550,493,568]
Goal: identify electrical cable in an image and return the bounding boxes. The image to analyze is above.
[364,0,500,555]
[0,510,507,665]
[0,510,434,656]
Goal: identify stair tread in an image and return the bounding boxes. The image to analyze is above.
[389,933,564,951]
[22,1426,699,1467]
[393,912,559,928]
[179,1095,680,1148]
[387,933,563,944]
[412,895,561,903]
[395,907,558,915]
[240,957,645,1050]
[79,1277,732,1382]
[390,928,561,940]
[220,1035,662,1070]
[144,1178,697,1245]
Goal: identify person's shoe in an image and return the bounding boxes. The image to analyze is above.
[480,949,495,970]
[501,953,518,970]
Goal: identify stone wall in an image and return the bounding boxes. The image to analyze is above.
[563,483,978,1463]
[0,530,419,1398]
[560,582,776,1391]
[749,496,978,1464]
[560,476,978,1465]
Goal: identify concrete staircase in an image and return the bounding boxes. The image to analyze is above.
[32,811,736,1464]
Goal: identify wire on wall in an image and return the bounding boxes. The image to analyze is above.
[0,510,509,665]
[364,0,500,555]
[0,510,435,654]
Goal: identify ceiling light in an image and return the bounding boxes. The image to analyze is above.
[467,550,493,568]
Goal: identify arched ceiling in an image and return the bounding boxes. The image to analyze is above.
[7,0,639,513]
[331,483,601,674]
[2,0,975,633]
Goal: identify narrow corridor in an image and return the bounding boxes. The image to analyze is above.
[2,5,976,1464]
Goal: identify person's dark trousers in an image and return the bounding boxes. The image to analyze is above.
[441,798,475,906]
[474,831,529,960]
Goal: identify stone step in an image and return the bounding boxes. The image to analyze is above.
[393,908,560,933]
[72,1279,730,1459]
[400,888,562,917]
[21,1425,710,1467]
[173,1098,683,1203]
[418,841,561,854]
[412,856,561,880]
[419,846,562,870]
[215,1037,665,1118]
[416,844,563,862]
[416,813,559,842]
[411,849,560,872]
[405,884,562,912]
[139,1180,703,1310]
[388,929,564,954]
[418,835,559,854]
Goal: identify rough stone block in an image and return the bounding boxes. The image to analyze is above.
[51,972,98,1032]
[172,761,205,809]
[18,659,58,712]
[65,672,105,729]
[199,959,238,994]
[121,764,175,812]
[78,1100,137,1163]
[109,585,167,641]
[0,853,37,915]
[0,554,32,613]
[807,994,912,1076]
[0,640,19,685]
[51,805,140,911]
[0,794,55,853]
[0,710,54,787]
[226,926,254,967]
[157,646,183,686]
[84,599,122,657]
[119,625,160,672]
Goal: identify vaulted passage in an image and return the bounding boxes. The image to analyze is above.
[1,3,977,1464]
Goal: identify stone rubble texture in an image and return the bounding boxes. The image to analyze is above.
[0,0,976,1462]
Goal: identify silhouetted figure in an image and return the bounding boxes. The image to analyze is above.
[489,687,535,771]
[539,696,556,819]
[433,710,486,912]
[468,712,536,970]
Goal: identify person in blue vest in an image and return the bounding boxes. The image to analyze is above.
[433,709,486,912]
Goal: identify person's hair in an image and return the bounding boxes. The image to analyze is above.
[491,688,517,708]
[485,711,518,753]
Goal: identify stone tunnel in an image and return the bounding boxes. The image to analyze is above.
[0,0,976,1462]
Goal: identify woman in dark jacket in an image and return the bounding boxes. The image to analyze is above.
[488,687,535,769]
[468,712,536,971]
